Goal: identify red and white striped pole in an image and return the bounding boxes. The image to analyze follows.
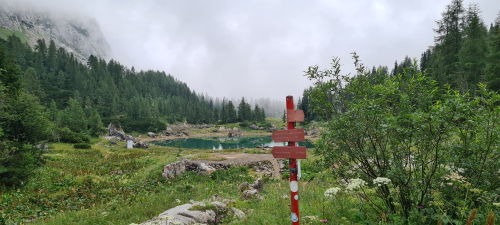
[286,96,300,224]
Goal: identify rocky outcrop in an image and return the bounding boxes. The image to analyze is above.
[0,1,111,63]
[239,178,264,200]
[268,124,277,132]
[228,127,244,137]
[107,123,135,142]
[162,160,217,179]
[139,195,245,225]
[250,124,265,130]
[162,160,281,179]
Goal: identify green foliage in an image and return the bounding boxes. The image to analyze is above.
[457,4,488,94]
[0,47,50,186]
[239,121,249,127]
[486,19,500,91]
[73,143,91,149]
[305,53,500,222]
[55,127,90,143]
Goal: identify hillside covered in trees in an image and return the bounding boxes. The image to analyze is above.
[1,35,268,132]
[299,0,500,121]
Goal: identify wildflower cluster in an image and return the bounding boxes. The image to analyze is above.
[373,177,391,187]
[324,187,341,198]
[346,178,367,191]
[443,172,469,186]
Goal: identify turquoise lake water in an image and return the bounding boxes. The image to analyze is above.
[151,136,314,150]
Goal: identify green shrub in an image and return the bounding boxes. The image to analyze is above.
[56,127,90,143]
[239,121,249,127]
[73,143,91,149]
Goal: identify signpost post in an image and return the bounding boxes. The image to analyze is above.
[271,96,306,225]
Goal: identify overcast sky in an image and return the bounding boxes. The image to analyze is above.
[7,0,500,101]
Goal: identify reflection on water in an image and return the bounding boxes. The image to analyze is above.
[151,136,314,150]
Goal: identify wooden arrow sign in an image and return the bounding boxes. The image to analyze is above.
[272,129,305,142]
[272,146,307,159]
[287,109,304,122]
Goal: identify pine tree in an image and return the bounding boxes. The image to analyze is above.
[486,12,500,92]
[431,0,466,87]
[237,97,251,122]
[226,101,237,123]
[61,98,87,133]
[457,4,488,93]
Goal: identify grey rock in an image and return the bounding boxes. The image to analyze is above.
[147,132,157,138]
[211,201,228,215]
[239,182,250,192]
[249,178,264,192]
[133,141,148,148]
[230,207,246,219]
[250,124,259,130]
[108,123,135,142]
[162,160,187,179]
[241,189,259,200]
[179,210,215,223]
[268,124,277,132]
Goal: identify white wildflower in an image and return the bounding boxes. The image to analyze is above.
[175,199,181,203]
[346,178,367,191]
[373,177,391,187]
[493,203,500,207]
[324,187,341,198]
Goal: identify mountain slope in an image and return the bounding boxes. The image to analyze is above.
[0,0,110,62]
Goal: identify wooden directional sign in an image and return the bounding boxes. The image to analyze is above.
[272,146,307,159]
[287,109,304,122]
[272,129,305,142]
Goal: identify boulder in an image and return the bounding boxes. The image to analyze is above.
[249,178,264,192]
[163,160,217,179]
[162,160,188,179]
[241,189,260,200]
[268,124,277,132]
[250,124,259,130]
[239,178,264,200]
[133,141,148,148]
[108,123,135,142]
[219,126,227,132]
[147,132,157,138]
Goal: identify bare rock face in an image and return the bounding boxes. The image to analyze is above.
[0,1,111,63]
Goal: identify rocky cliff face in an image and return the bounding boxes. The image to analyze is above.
[0,1,111,62]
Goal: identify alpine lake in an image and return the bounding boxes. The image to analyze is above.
[151,136,315,150]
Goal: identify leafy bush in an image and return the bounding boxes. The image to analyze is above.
[306,53,500,222]
[103,117,165,133]
[239,121,249,127]
[55,127,90,143]
[73,143,91,149]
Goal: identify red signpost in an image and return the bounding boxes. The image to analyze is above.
[271,146,307,159]
[271,129,305,143]
[271,96,306,224]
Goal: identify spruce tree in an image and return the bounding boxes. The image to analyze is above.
[486,13,500,92]
[431,0,465,87]
[457,4,488,93]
